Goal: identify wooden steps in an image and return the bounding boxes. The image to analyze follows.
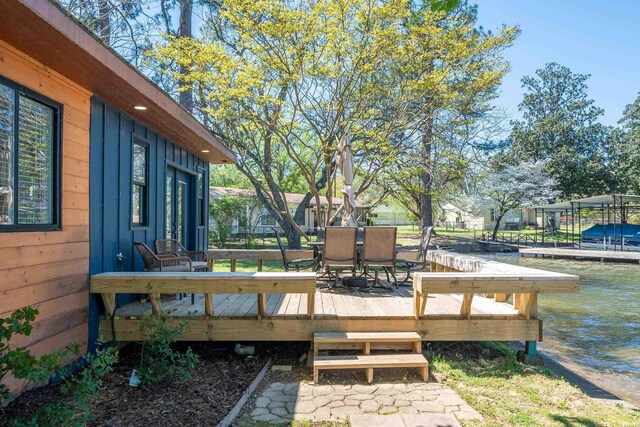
[313,332,428,384]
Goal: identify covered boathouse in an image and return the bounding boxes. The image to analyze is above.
[0,0,234,398]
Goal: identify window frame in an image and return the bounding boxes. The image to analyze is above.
[0,75,62,233]
[131,136,149,228]
[197,168,206,228]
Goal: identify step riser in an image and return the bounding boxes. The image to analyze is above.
[314,332,422,343]
[317,342,414,351]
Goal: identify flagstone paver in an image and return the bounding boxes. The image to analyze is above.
[248,381,482,424]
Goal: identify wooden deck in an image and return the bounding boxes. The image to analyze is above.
[92,251,579,344]
[520,247,640,263]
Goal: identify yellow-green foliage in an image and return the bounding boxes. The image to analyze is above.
[148,1,518,231]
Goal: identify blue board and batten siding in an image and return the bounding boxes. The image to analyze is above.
[88,97,209,347]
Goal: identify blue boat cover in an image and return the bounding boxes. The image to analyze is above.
[581,224,640,237]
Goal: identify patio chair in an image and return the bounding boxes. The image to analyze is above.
[322,226,358,288]
[155,239,209,272]
[134,242,194,304]
[134,242,193,272]
[272,228,317,272]
[394,226,435,286]
[361,227,397,289]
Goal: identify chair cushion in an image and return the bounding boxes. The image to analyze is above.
[191,261,209,271]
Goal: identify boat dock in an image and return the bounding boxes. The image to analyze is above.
[519,247,640,263]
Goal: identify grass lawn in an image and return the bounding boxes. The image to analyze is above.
[426,342,639,427]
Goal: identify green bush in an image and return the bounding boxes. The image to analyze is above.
[137,306,199,386]
[210,196,247,248]
[1,307,79,401]
[10,346,119,427]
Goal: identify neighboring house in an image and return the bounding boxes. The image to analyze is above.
[368,203,414,226]
[483,208,537,231]
[0,0,234,398]
[439,203,484,230]
[210,186,369,234]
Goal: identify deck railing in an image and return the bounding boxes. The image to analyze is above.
[423,250,579,315]
[90,271,317,320]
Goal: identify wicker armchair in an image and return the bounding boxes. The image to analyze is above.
[134,242,193,272]
[361,227,397,289]
[272,228,317,272]
[322,226,358,288]
[155,239,209,271]
[395,226,435,286]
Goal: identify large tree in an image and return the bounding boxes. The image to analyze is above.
[385,3,518,228]
[610,92,640,194]
[152,0,419,248]
[503,62,614,198]
[480,160,559,241]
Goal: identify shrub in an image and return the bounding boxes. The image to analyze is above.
[137,305,199,386]
[1,307,79,401]
[10,346,119,427]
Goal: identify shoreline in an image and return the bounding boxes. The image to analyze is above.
[537,343,640,407]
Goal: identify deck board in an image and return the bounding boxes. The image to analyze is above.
[112,286,520,320]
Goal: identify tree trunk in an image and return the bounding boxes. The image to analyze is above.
[419,116,434,229]
[284,222,302,249]
[492,212,505,241]
[98,0,111,45]
[178,0,193,112]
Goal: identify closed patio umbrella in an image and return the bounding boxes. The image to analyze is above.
[338,135,357,226]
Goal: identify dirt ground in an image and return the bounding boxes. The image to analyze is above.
[0,341,297,426]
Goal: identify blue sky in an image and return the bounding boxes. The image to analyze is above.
[475,0,640,126]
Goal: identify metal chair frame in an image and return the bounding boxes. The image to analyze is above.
[395,226,435,286]
[272,227,317,272]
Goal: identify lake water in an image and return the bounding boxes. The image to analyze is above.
[479,253,640,404]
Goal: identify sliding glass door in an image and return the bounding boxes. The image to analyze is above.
[165,167,192,248]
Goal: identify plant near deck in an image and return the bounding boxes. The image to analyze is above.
[137,302,199,386]
[1,307,79,401]
[10,346,119,427]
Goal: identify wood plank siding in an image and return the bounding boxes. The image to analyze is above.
[0,40,92,396]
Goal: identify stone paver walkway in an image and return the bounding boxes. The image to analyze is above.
[249,381,482,424]
[351,413,460,427]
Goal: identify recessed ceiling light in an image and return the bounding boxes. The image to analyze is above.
[134,105,147,110]
[222,160,228,163]
[202,149,210,153]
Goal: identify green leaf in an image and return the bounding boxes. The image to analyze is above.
[430,0,459,12]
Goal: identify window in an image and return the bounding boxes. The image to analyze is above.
[132,139,147,226]
[0,77,61,231]
[261,210,276,226]
[197,170,205,227]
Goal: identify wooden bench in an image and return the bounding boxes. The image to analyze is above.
[313,331,428,383]
[90,272,317,320]
[412,271,578,320]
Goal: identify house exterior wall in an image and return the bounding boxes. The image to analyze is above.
[89,98,209,346]
[369,204,412,226]
[0,40,92,396]
[440,205,484,230]
[483,208,537,231]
